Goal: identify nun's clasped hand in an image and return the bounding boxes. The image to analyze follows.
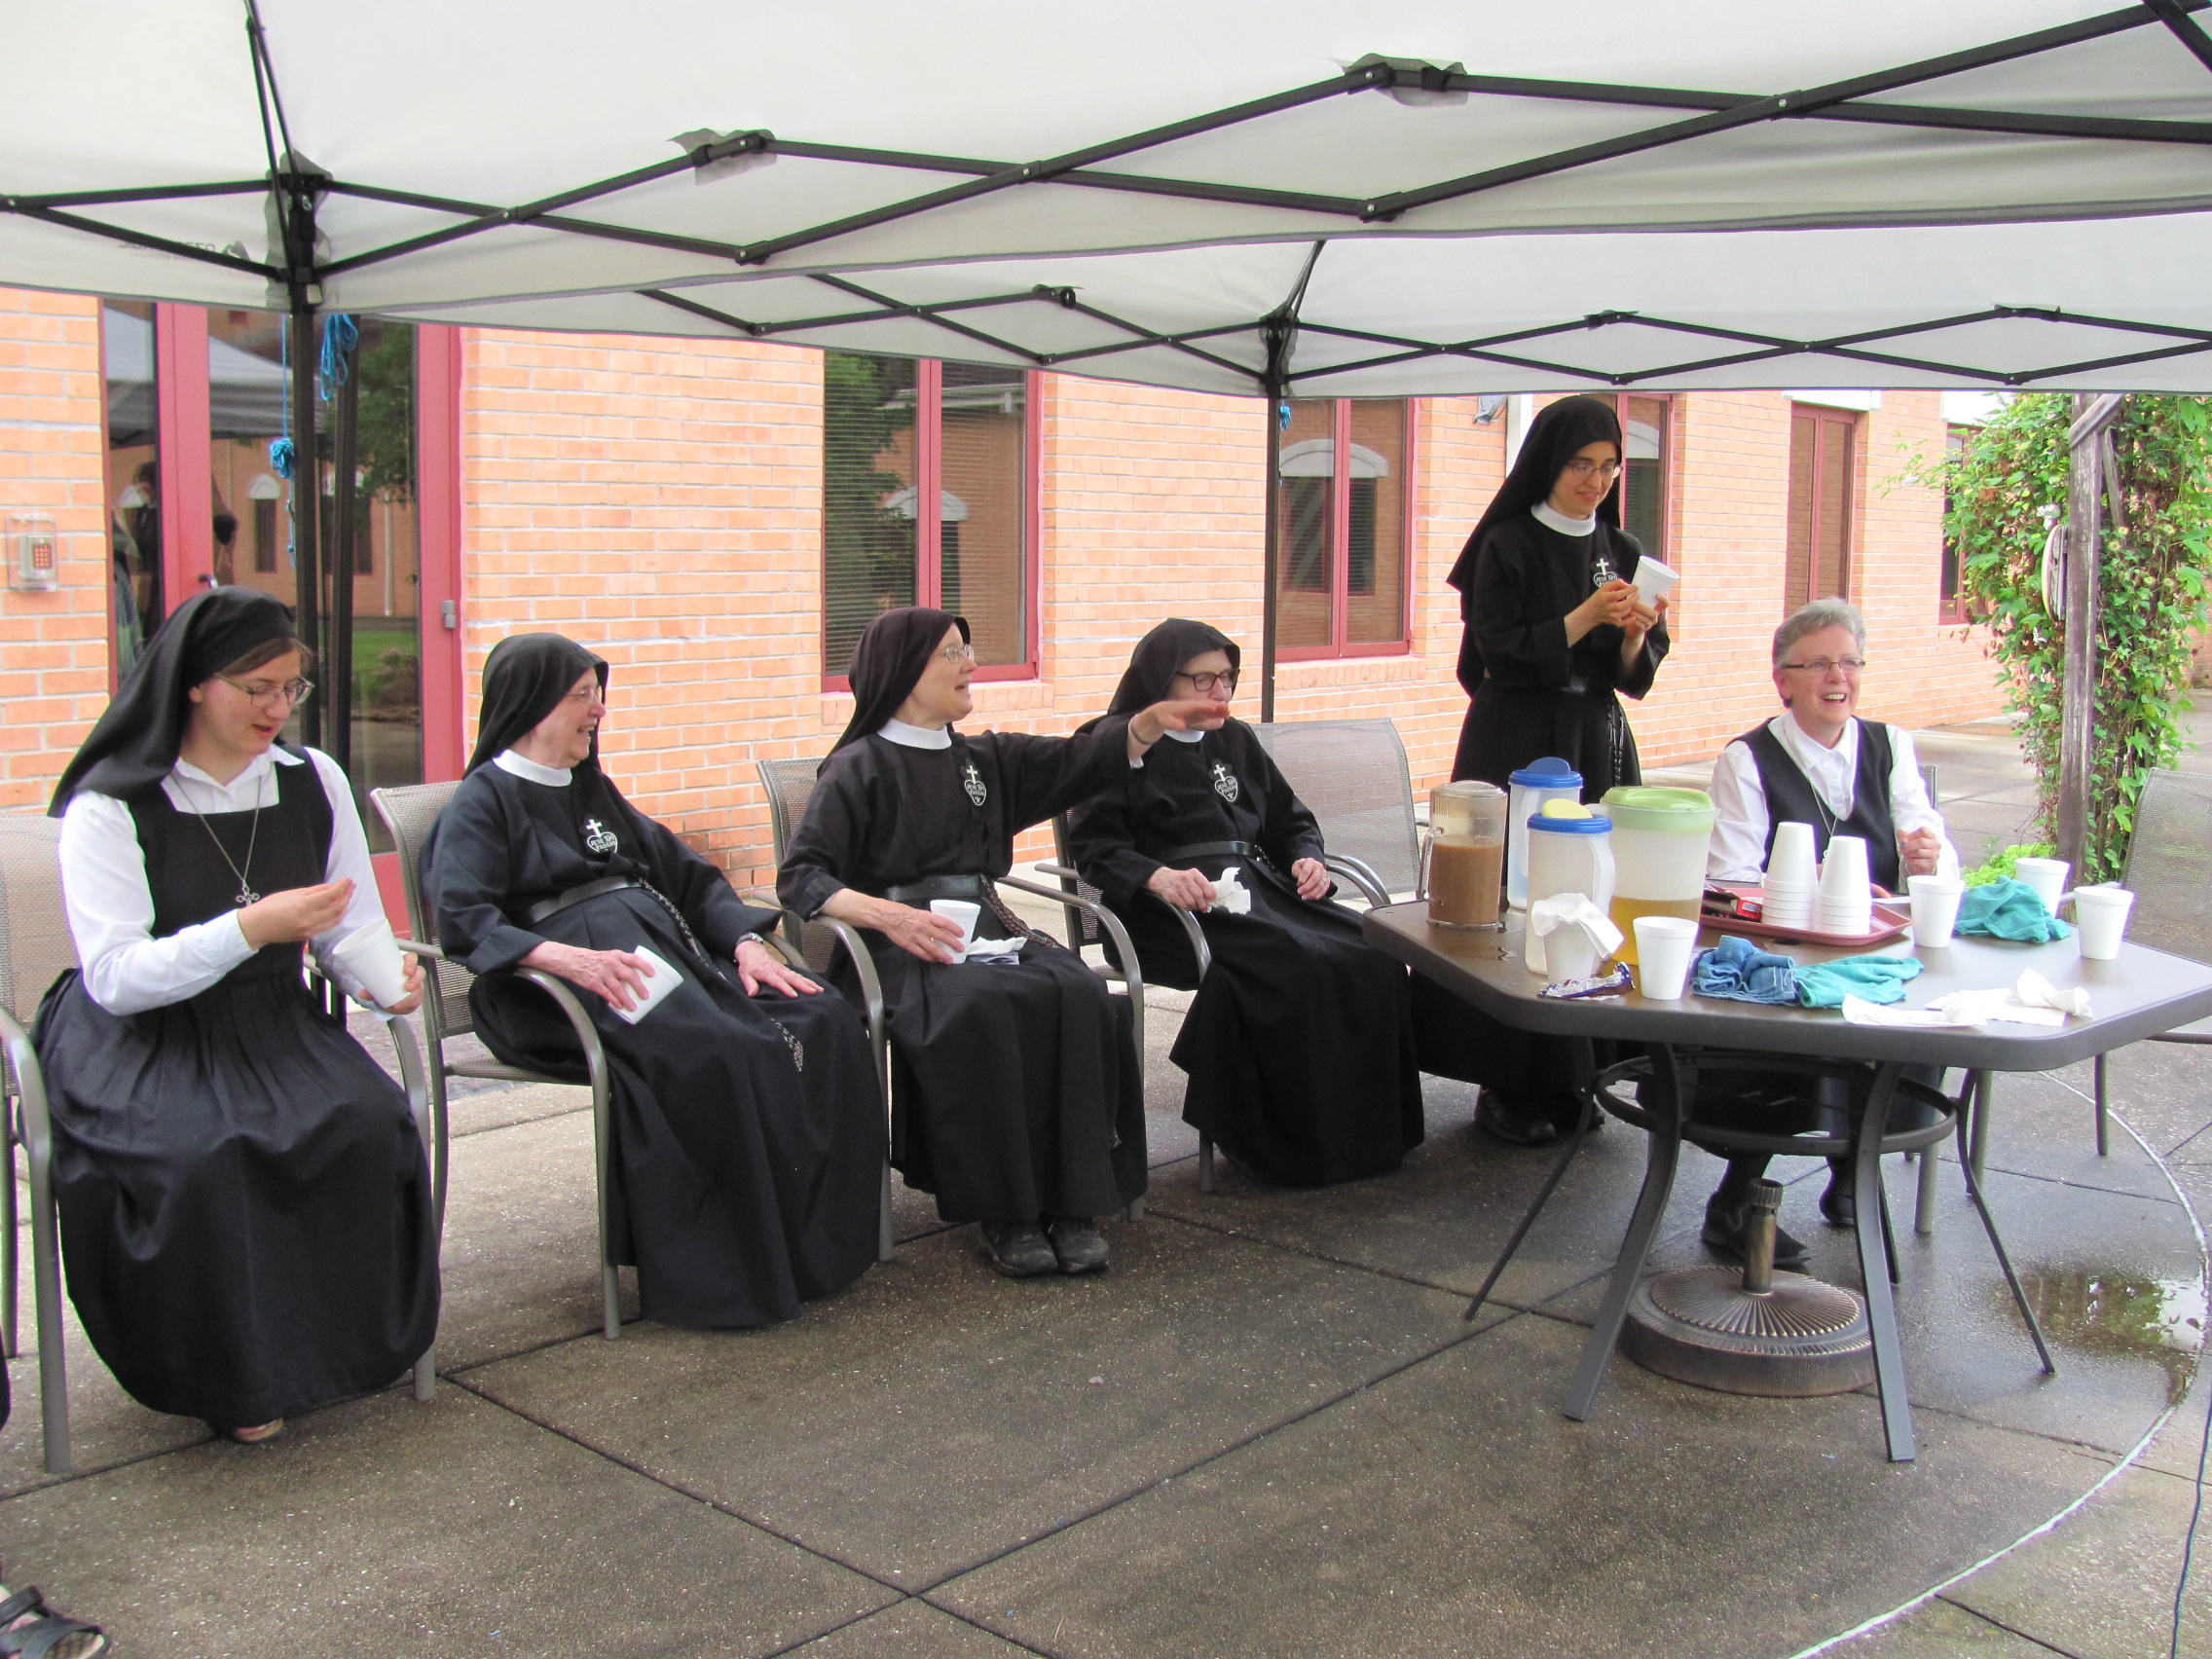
[521,940,657,1013]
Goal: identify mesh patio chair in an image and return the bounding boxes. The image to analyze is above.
[0,810,437,1475]
[756,755,1148,1225]
[2090,770,2212,1155]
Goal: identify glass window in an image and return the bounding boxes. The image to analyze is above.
[1274,398,1411,655]
[341,319,424,839]
[101,300,160,677]
[1617,394,1671,565]
[1787,405,1857,605]
[821,352,1032,680]
[1940,425,1969,621]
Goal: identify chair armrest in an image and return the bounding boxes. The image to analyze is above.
[396,937,447,960]
[996,874,1148,1013]
[1322,854,1390,908]
[507,966,614,1105]
[0,1009,51,1170]
[1035,861,1080,883]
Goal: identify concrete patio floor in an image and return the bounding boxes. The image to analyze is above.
[0,716,2205,1658]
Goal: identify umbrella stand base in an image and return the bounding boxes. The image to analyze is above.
[1622,1266,1875,1398]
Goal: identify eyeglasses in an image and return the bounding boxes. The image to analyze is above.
[937,641,977,665]
[1173,669,1239,694]
[1780,656,1867,676]
[215,674,314,708]
[1563,458,1622,481]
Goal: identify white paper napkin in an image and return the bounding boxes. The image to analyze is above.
[1840,970,2090,1029]
[1529,892,1625,956]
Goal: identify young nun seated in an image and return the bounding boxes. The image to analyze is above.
[425,634,880,1327]
[1064,619,1424,1186]
[777,608,1220,1278]
[38,588,438,1445]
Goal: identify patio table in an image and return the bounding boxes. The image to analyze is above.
[1364,903,2212,1462]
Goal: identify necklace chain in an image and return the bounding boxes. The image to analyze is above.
[189,796,264,907]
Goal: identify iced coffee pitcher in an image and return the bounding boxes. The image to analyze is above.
[1422,781,1507,929]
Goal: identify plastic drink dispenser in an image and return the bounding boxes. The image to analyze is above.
[1424,781,1507,928]
[1507,757,1583,908]
[1599,786,1717,966]
[1524,806,1614,975]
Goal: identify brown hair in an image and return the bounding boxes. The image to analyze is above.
[216,636,316,679]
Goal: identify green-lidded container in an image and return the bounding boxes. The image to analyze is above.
[1599,786,1716,964]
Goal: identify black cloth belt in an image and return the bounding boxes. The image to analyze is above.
[1561,675,1593,696]
[1160,840,1262,864]
[526,875,641,925]
[884,873,992,905]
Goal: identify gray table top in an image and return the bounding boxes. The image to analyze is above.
[1365,903,2212,1071]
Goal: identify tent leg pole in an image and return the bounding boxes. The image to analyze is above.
[288,306,324,752]
[1261,389,1281,724]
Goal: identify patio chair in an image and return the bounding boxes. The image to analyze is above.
[756,755,1148,1224]
[0,811,437,1475]
[2090,769,2212,1155]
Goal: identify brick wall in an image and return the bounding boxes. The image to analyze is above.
[0,289,109,811]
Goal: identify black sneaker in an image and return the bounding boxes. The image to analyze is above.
[1820,1165,1859,1228]
[980,1222,1057,1277]
[1543,1090,1601,1136]
[1046,1217,1110,1274]
[1701,1193,1812,1270]
[1475,1089,1560,1147]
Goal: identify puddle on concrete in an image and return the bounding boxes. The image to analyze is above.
[2012,1269,2206,1402]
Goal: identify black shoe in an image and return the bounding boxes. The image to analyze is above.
[1701,1194,1812,1270]
[1475,1089,1560,1147]
[1543,1091,1601,1135]
[980,1222,1057,1277]
[1046,1217,1110,1274]
[1820,1170,1857,1229]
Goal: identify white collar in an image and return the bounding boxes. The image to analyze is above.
[172,746,295,790]
[1772,713,1860,770]
[1531,500,1598,537]
[495,749,574,786]
[878,718,952,751]
[1164,726,1205,744]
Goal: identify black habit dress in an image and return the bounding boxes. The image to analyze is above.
[778,723,1147,1226]
[1066,722,1423,1186]
[1451,513,1669,794]
[35,755,438,1425]
[426,759,880,1328]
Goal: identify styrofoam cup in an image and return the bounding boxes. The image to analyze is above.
[1765,822,1817,892]
[2072,884,2135,960]
[1634,915,1700,1001]
[1546,927,1600,985]
[1907,873,1964,948]
[930,900,981,964]
[1632,558,1679,609]
[332,915,408,1009]
[1819,834,1870,899]
[2013,857,2070,911]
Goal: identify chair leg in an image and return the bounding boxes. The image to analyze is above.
[27,1153,68,1476]
[1955,1109,2056,1375]
[1915,1137,1939,1237]
[1,1117,18,1361]
[1126,1196,1145,1223]
[877,1160,896,1264]
[413,1346,436,1402]
[2093,1051,2110,1157]
[1199,1136,1216,1195]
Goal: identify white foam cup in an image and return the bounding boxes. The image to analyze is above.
[1819,834,1871,900]
[1632,558,1679,609]
[332,914,409,1009]
[2072,884,2134,960]
[1766,821,1819,892]
[1634,916,1700,1001]
[1906,873,1965,948]
[1546,927,1600,986]
[929,900,981,963]
[2013,857,2070,912]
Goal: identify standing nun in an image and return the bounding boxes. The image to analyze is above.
[1065,619,1424,1186]
[38,587,438,1442]
[1430,396,1674,1148]
[777,608,1218,1278]
[425,634,881,1327]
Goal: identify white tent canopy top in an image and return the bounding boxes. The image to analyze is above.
[7,0,2212,393]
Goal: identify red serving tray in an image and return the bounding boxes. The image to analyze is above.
[1700,882,1912,949]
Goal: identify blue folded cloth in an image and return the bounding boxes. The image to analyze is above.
[1690,935,1798,1004]
[1956,878,2073,943]
[1795,952,1923,1009]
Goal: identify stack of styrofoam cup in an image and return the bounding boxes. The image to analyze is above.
[1761,821,1818,931]
[1815,833,1873,937]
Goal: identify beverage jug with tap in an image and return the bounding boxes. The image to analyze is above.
[1599,786,1716,965]
[1524,805,1614,975]
[1423,781,1507,929]
[1506,756,1583,908]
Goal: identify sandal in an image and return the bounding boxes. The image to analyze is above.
[0,1583,107,1659]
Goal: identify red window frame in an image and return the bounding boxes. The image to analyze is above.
[823,360,1041,691]
[1276,396,1416,662]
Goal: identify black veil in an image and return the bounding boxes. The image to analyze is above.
[1445,395,1624,593]
[832,608,968,752]
[465,634,608,774]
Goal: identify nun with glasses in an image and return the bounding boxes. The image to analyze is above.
[1429,395,1676,1148]
[37,587,438,1445]
[777,608,1220,1279]
[1065,618,1424,1187]
[424,633,881,1328]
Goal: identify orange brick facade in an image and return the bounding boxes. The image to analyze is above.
[2,289,2003,883]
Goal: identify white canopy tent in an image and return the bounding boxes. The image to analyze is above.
[8,0,2212,858]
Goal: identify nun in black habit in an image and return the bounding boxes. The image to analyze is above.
[777,608,1220,1278]
[1065,620,1424,1187]
[36,587,438,1439]
[424,634,880,1327]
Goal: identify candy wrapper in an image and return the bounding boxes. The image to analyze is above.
[1538,962,1635,1000]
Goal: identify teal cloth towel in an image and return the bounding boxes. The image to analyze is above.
[1795,952,1924,1009]
[1957,878,2073,943]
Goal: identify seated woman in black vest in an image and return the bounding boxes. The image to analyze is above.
[1698,597,1956,1263]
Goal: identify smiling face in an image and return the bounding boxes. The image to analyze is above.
[1547,438,1621,520]
[184,646,305,777]
[521,667,606,768]
[1773,622,1862,747]
[895,624,976,728]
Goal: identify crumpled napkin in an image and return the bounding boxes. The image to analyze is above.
[1957,878,2073,943]
[957,937,1026,966]
[1691,934,1798,1004]
[1841,967,2092,1027]
[1795,952,1923,1009]
[1529,892,1624,955]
